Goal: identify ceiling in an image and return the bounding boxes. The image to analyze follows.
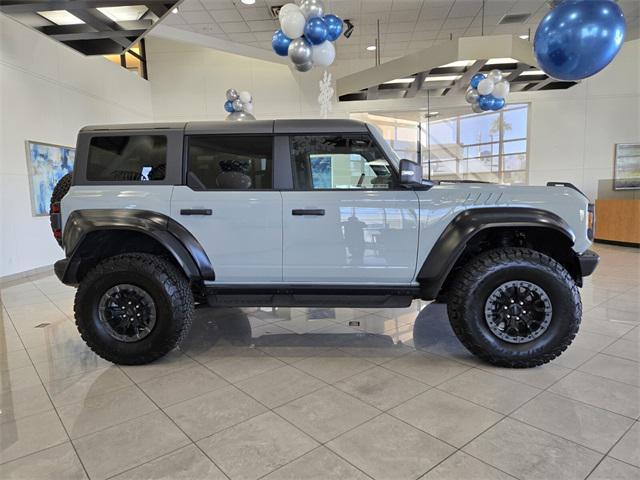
[162,0,640,63]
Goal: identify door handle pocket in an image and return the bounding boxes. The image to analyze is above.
[292,209,325,216]
[180,209,212,216]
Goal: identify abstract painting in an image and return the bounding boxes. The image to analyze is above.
[25,141,75,216]
[614,143,640,190]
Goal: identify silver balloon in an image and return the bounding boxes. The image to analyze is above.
[299,0,324,19]
[471,102,483,113]
[226,88,239,102]
[288,38,313,65]
[232,99,244,112]
[294,61,313,72]
[465,88,479,104]
[487,69,503,83]
[225,111,256,121]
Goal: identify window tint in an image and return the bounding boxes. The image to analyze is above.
[291,135,395,190]
[187,135,273,190]
[87,135,167,181]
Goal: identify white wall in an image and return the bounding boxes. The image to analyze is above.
[146,36,640,201]
[0,15,153,277]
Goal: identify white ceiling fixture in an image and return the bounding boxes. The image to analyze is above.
[519,34,529,40]
[366,45,377,51]
[384,78,415,84]
[424,75,462,82]
[241,0,256,4]
[96,6,148,22]
[37,10,84,26]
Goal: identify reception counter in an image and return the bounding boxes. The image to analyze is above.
[595,199,640,246]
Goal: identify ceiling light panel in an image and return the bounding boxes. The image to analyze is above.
[97,6,148,22]
[37,10,84,25]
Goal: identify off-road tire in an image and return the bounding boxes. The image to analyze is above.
[447,247,581,368]
[49,173,72,246]
[74,253,194,365]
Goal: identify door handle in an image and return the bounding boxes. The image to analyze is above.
[180,209,212,216]
[292,209,325,216]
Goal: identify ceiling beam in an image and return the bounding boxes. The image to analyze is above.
[50,29,146,42]
[67,8,133,49]
[404,72,427,98]
[528,77,555,91]
[505,63,529,81]
[449,59,486,95]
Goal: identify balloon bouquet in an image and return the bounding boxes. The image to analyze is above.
[465,70,510,113]
[534,0,625,81]
[224,89,255,121]
[271,0,343,72]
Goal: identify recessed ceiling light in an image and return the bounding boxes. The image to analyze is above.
[366,45,377,51]
[37,10,84,25]
[97,6,147,22]
[519,34,529,39]
[520,69,545,76]
[172,7,179,14]
[424,75,462,82]
[241,0,256,4]
[439,60,474,68]
[384,78,415,84]
[486,57,519,65]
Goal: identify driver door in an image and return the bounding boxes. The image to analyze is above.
[281,133,420,284]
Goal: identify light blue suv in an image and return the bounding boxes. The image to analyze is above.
[50,120,599,368]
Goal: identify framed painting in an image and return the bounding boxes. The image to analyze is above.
[613,143,640,190]
[25,140,75,216]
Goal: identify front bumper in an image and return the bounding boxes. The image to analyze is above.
[578,249,600,277]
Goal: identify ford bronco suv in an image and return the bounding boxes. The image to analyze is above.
[51,119,599,368]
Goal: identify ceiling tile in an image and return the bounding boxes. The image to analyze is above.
[181,9,214,24]
[219,21,250,33]
[209,8,243,22]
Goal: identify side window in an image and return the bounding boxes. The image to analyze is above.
[187,135,273,190]
[87,135,167,181]
[290,135,396,190]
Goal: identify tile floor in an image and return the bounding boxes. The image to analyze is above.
[0,244,638,480]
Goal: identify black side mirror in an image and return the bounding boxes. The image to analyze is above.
[399,158,423,185]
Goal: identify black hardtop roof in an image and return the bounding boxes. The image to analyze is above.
[79,119,369,135]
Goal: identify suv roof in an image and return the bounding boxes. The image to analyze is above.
[79,119,370,135]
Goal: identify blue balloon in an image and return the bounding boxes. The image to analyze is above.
[534,0,625,81]
[491,97,506,111]
[224,100,234,113]
[478,95,495,111]
[272,29,292,57]
[470,73,485,89]
[304,17,328,45]
[323,14,343,41]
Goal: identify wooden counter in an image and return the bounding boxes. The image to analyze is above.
[595,199,640,245]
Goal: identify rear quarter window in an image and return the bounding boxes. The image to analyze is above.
[87,135,167,182]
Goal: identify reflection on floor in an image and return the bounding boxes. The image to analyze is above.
[1,244,639,480]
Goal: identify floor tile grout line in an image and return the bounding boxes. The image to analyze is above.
[116,364,233,480]
[584,418,639,479]
[102,443,203,480]
[1,290,92,480]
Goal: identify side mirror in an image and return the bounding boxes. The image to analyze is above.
[399,158,423,185]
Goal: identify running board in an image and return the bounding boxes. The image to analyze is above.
[204,285,420,308]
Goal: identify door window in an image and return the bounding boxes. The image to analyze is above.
[290,135,396,190]
[187,135,273,190]
[87,135,167,181]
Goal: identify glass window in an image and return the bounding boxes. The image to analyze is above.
[187,135,273,190]
[290,135,395,190]
[87,135,167,181]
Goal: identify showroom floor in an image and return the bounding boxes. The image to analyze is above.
[1,244,638,480]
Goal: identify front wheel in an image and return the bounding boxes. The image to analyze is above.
[74,253,194,365]
[447,247,581,368]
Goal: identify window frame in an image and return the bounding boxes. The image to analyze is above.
[184,133,277,192]
[288,132,401,192]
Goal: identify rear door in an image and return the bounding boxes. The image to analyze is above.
[281,132,420,284]
[170,132,282,283]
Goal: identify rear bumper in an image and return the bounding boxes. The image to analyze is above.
[578,249,600,277]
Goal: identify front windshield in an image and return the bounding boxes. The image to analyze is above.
[367,123,400,167]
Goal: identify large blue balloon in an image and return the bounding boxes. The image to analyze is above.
[304,17,328,45]
[470,73,485,89]
[323,14,343,41]
[534,0,625,81]
[224,100,235,113]
[272,29,292,56]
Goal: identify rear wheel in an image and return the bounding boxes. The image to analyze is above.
[447,247,581,368]
[74,253,194,365]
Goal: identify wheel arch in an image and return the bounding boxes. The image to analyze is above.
[417,207,579,300]
[57,209,214,285]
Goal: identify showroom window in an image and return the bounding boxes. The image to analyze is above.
[187,135,273,190]
[290,135,395,190]
[353,104,530,184]
[87,135,167,181]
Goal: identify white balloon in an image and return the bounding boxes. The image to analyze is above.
[244,101,254,114]
[280,10,306,39]
[488,69,503,83]
[477,78,495,96]
[239,91,252,104]
[492,80,510,99]
[278,3,300,22]
[311,41,335,67]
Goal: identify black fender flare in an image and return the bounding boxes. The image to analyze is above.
[417,207,576,300]
[58,209,214,284]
